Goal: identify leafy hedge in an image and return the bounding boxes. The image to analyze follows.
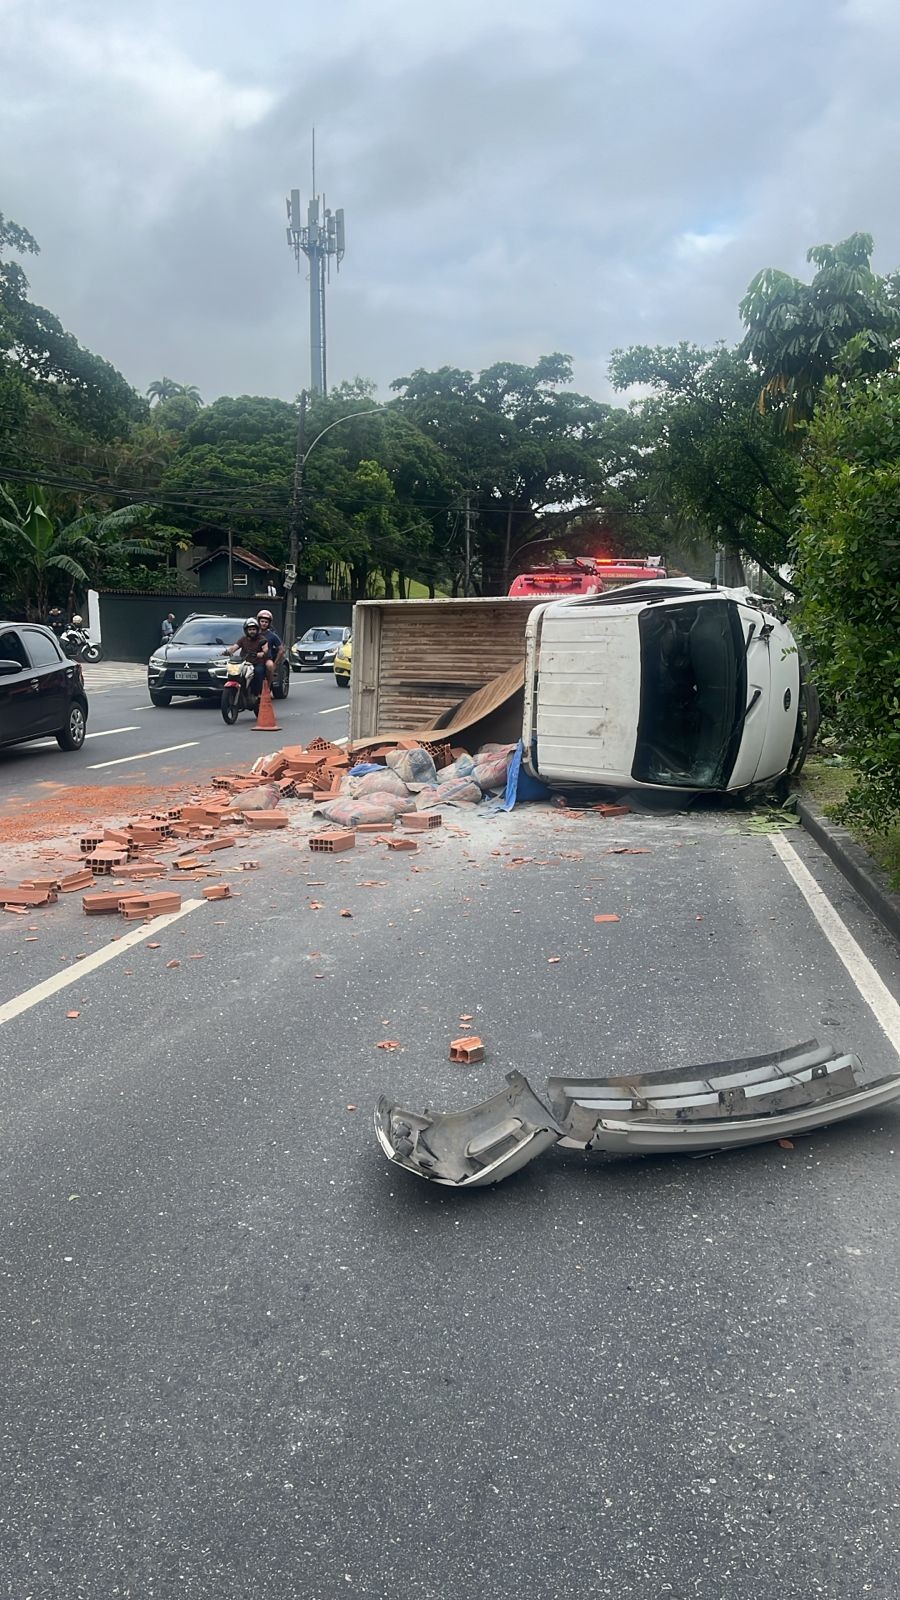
[793,374,900,830]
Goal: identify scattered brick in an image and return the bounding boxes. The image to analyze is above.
[244,811,289,830]
[449,1035,485,1064]
[384,837,418,852]
[60,869,94,892]
[83,891,144,915]
[202,884,232,900]
[87,847,130,875]
[400,813,443,831]
[0,885,56,906]
[309,831,355,853]
[79,833,104,855]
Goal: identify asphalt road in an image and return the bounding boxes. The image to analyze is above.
[0,660,352,795]
[0,772,898,1596]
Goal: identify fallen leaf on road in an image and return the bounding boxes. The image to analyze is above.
[460,1014,474,1023]
[166,959,180,969]
[778,1138,794,1150]
[66,1010,80,1019]
[376,1040,401,1050]
[359,881,386,888]
[339,909,353,918]
[346,1103,357,1112]
[146,941,161,949]
[548,956,561,964]
[188,953,205,960]
[594,914,620,924]
[309,901,325,910]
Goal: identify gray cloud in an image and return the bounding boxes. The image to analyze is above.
[2,0,899,406]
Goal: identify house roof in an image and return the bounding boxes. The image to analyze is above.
[192,545,279,573]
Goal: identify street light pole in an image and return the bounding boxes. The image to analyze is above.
[281,400,395,651]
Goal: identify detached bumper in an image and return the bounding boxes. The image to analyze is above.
[374,1041,900,1187]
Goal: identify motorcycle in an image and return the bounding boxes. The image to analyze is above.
[60,617,102,663]
[220,659,260,724]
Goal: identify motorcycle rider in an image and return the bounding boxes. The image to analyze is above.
[47,607,66,638]
[227,618,271,698]
[255,608,284,693]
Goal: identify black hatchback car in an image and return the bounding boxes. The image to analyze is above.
[0,622,89,751]
[147,614,291,706]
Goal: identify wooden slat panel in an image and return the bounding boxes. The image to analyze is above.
[351,598,544,737]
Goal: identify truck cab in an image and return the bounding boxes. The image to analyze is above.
[523,579,813,794]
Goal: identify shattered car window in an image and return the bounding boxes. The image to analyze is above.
[633,599,745,788]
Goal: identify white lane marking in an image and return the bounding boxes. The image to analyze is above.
[318,703,350,715]
[131,705,156,711]
[30,725,141,749]
[0,900,204,1028]
[771,833,900,1057]
[88,741,198,770]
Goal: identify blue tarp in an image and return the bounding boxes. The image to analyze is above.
[498,740,550,810]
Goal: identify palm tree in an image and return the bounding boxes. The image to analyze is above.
[0,484,162,616]
[146,377,181,405]
[146,379,203,407]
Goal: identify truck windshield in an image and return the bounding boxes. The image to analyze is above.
[633,599,747,788]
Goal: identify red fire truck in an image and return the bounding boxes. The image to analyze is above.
[507,556,666,598]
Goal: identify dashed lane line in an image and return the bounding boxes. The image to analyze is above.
[0,899,205,1028]
[88,741,198,770]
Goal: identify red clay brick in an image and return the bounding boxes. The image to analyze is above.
[449,1035,485,1064]
[202,884,232,900]
[79,833,104,854]
[309,831,355,853]
[355,821,392,834]
[244,811,289,830]
[60,869,95,892]
[400,813,443,831]
[384,837,418,852]
[83,891,144,915]
[0,885,55,906]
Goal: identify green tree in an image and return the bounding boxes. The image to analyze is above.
[792,373,900,829]
[0,483,161,615]
[609,343,799,587]
[391,354,624,593]
[740,233,900,428]
[0,214,145,442]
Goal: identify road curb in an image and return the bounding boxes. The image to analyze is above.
[796,795,900,944]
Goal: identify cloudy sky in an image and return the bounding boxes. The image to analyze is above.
[2,0,899,406]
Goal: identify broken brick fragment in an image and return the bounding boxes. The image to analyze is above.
[449,1035,485,1064]
[202,884,232,901]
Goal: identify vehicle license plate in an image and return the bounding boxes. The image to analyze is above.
[174,670,199,680]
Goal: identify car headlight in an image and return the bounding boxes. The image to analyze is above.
[149,655,164,669]
[324,645,337,657]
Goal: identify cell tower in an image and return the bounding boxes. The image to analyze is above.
[285,133,346,395]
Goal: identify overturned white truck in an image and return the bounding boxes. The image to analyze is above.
[349,579,818,796]
[523,577,818,795]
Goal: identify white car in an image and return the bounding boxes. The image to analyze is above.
[523,579,817,795]
[290,626,351,672]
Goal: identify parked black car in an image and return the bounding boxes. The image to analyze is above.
[0,622,89,751]
[147,614,291,706]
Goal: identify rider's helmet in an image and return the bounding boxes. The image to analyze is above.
[256,609,273,627]
[71,615,83,626]
[243,617,260,634]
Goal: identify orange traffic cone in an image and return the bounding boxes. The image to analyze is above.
[254,678,281,733]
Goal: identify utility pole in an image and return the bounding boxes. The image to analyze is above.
[285,135,346,396]
[463,493,473,596]
[283,390,307,652]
